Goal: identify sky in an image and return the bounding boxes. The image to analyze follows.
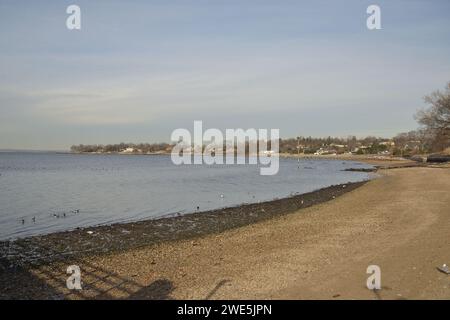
[0,0,449,150]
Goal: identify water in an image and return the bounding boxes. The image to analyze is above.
[0,152,373,240]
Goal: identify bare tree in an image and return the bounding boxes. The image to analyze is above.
[415,82,450,151]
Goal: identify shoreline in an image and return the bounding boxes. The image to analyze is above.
[1,155,431,268]
[0,180,367,268]
[1,166,449,299]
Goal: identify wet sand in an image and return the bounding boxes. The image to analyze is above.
[280,153,419,168]
[1,165,449,299]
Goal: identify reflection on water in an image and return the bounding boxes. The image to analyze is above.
[0,152,372,240]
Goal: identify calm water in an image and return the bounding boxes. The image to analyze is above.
[0,152,373,240]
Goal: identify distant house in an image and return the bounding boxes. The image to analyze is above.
[121,147,135,153]
[261,150,276,156]
[314,147,337,155]
[352,146,369,154]
[330,143,346,149]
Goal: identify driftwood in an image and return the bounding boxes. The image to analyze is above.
[427,154,450,163]
[410,155,426,163]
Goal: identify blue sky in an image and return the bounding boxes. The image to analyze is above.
[1,0,449,150]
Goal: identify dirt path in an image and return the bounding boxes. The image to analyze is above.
[13,167,450,300]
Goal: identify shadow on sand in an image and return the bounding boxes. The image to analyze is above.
[0,241,175,300]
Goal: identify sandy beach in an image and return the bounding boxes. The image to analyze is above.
[1,163,449,300]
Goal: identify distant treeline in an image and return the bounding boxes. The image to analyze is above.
[69,133,435,156]
[70,143,172,154]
